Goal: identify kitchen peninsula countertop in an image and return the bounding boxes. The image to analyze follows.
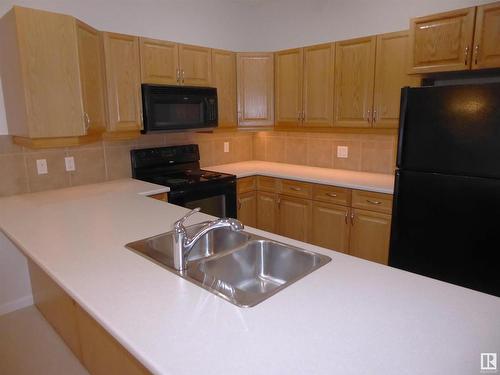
[0,178,498,375]
[205,161,395,194]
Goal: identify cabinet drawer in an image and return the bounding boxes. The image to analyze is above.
[280,179,313,199]
[312,184,351,206]
[352,190,393,214]
[237,176,256,194]
[257,176,279,193]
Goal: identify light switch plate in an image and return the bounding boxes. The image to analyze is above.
[65,156,76,172]
[224,141,230,153]
[337,146,349,158]
[36,159,48,175]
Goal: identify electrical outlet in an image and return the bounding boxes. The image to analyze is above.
[36,159,48,175]
[224,141,230,153]
[337,146,349,158]
[65,156,76,172]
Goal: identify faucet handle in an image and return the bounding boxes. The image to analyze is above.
[174,207,201,230]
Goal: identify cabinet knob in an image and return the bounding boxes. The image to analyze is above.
[367,109,371,124]
[366,199,382,205]
[83,112,90,131]
[290,186,301,191]
[464,45,469,66]
[350,211,355,225]
[474,44,479,65]
[326,192,337,197]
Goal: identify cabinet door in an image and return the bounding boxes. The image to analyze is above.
[409,7,476,74]
[275,48,303,128]
[139,37,179,84]
[212,49,237,127]
[236,53,274,127]
[303,43,334,128]
[256,191,278,233]
[373,31,420,129]
[311,202,350,253]
[13,7,85,138]
[334,36,376,128]
[238,191,257,227]
[178,44,212,86]
[277,195,312,242]
[349,208,391,265]
[76,20,107,134]
[472,2,500,70]
[102,32,142,133]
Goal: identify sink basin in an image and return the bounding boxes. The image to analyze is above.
[126,224,331,307]
[189,240,331,307]
[126,223,250,268]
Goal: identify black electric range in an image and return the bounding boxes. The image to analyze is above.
[130,144,237,218]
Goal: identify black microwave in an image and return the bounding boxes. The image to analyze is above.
[141,84,218,133]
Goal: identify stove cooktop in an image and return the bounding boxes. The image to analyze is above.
[146,169,234,189]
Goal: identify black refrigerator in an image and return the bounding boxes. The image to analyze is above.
[389,82,500,297]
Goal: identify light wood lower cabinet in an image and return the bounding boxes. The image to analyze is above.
[256,191,279,233]
[238,191,257,227]
[28,260,150,375]
[238,177,393,264]
[311,201,350,253]
[277,195,312,242]
[349,208,392,265]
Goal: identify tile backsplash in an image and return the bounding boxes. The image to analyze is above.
[0,130,397,198]
[253,131,397,174]
[0,132,253,197]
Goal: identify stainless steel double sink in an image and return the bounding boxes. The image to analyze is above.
[126,224,331,307]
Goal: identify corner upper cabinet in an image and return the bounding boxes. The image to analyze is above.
[334,36,376,128]
[472,2,500,70]
[408,7,476,74]
[102,32,142,139]
[237,52,274,127]
[212,49,237,127]
[178,44,212,86]
[139,37,179,84]
[275,48,303,128]
[373,31,419,129]
[0,6,105,148]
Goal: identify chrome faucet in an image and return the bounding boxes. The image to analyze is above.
[172,208,244,271]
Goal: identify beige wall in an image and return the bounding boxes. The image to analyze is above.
[253,131,397,174]
[0,132,254,197]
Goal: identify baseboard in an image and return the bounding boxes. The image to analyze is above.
[0,295,34,316]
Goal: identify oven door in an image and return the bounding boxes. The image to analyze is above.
[142,84,217,133]
[167,180,236,219]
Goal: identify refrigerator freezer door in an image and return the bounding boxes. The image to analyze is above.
[389,170,500,297]
[398,83,500,179]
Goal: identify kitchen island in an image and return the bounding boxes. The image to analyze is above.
[0,178,498,375]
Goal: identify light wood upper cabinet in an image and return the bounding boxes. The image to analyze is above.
[277,195,312,242]
[0,7,86,141]
[303,43,335,128]
[178,43,212,86]
[237,52,274,127]
[311,201,350,253]
[373,31,419,129]
[349,208,392,265]
[139,37,179,84]
[409,7,476,74]
[334,36,376,128]
[212,49,237,127]
[76,20,107,134]
[472,2,500,70]
[102,32,142,135]
[275,48,303,127]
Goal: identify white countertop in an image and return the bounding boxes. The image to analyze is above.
[205,161,395,194]
[0,179,498,375]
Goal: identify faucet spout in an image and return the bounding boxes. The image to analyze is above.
[172,208,244,271]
